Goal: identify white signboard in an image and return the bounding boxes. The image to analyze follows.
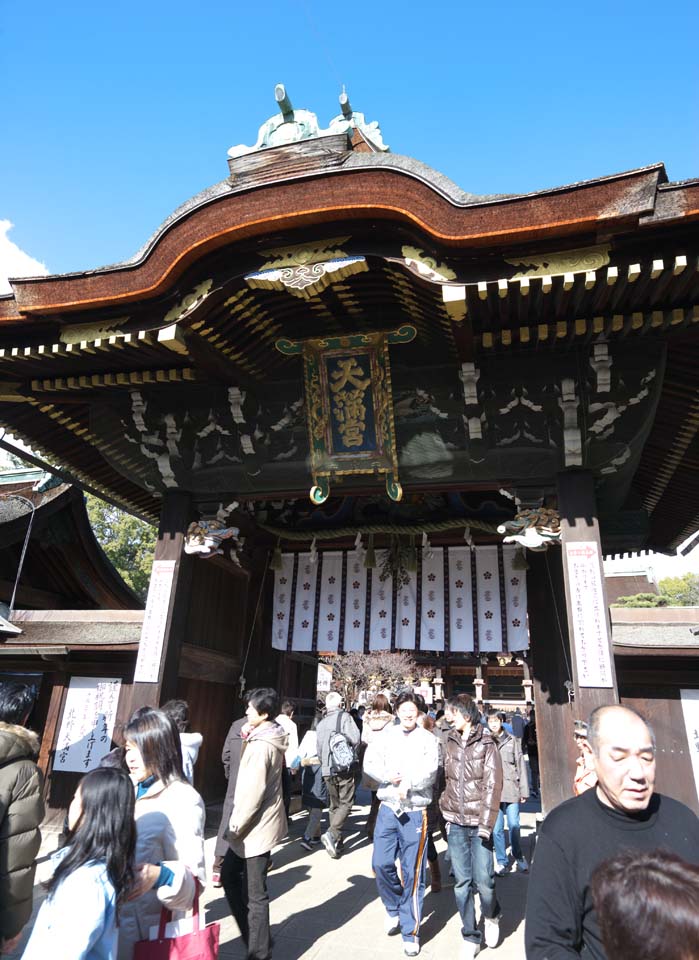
[134,559,176,683]
[54,676,122,772]
[565,541,614,688]
[316,662,333,693]
[680,689,699,804]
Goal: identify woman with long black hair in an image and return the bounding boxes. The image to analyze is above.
[117,707,206,960]
[22,766,136,960]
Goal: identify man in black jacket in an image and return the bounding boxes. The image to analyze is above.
[525,704,699,959]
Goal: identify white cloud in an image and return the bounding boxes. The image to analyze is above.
[0,220,49,295]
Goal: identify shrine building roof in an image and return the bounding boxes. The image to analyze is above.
[0,87,696,553]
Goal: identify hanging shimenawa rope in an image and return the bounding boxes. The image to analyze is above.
[257,517,502,541]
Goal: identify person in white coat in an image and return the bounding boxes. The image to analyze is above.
[118,707,206,960]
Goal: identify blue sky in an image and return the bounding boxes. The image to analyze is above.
[1,0,698,277]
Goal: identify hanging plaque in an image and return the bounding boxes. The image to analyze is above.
[276,326,414,503]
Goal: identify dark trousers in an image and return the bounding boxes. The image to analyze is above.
[323,773,356,842]
[221,848,272,960]
[448,824,500,946]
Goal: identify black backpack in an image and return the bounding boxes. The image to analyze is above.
[328,712,357,775]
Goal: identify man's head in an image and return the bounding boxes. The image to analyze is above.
[591,849,699,960]
[394,691,420,732]
[280,700,295,718]
[0,681,36,726]
[585,705,655,813]
[447,693,480,733]
[325,691,343,711]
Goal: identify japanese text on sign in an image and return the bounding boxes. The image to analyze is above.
[54,676,121,772]
[134,559,176,683]
[565,541,614,688]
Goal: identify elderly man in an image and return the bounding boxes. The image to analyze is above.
[316,691,360,859]
[525,704,699,959]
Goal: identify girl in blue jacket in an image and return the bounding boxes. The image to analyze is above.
[22,766,136,960]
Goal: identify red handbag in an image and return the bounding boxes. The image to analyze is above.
[133,897,220,960]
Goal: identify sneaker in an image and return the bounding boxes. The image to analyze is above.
[484,915,501,949]
[384,912,400,936]
[403,941,420,957]
[460,942,480,960]
[494,861,508,875]
[299,837,315,851]
[321,831,339,859]
[516,856,529,873]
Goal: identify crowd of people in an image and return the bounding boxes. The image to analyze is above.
[1,679,699,960]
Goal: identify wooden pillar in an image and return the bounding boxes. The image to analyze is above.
[557,469,619,719]
[527,550,577,814]
[129,492,195,713]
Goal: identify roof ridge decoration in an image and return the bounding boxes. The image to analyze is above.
[228,84,389,159]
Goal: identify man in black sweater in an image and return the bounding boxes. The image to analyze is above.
[525,704,699,959]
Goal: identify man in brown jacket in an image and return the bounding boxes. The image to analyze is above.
[440,694,503,959]
[223,687,288,960]
[0,682,44,955]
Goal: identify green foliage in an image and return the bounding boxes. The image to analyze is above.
[659,573,699,607]
[86,494,156,602]
[612,592,668,607]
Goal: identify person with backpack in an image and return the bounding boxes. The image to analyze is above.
[315,692,360,859]
[22,766,135,960]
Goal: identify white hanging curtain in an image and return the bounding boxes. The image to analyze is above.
[271,544,529,655]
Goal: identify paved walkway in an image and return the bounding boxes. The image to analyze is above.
[11,792,538,959]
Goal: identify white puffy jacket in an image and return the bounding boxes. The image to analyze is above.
[117,778,206,960]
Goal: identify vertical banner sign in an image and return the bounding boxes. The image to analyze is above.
[502,545,529,652]
[565,541,613,688]
[681,689,699,804]
[291,553,318,652]
[369,553,393,651]
[343,553,368,652]
[135,560,177,683]
[54,677,122,772]
[272,553,295,650]
[316,551,343,653]
[475,546,503,653]
[448,547,475,652]
[420,549,446,652]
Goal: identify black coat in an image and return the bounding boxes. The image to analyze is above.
[214,716,246,858]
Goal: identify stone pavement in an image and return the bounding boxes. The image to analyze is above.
[11,791,538,959]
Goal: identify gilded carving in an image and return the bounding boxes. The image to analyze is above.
[163,280,213,324]
[401,246,457,282]
[246,257,368,301]
[506,245,610,279]
[257,238,351,271]
[60,318,130,345]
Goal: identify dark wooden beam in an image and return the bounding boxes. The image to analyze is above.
[527,550,577,815]
[183,331,260,393]
[0,579,66,609]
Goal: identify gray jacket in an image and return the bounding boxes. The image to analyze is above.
[494,729,529,804]
[316,709,360,777]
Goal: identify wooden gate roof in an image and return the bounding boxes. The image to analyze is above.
[0,126,697,551]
